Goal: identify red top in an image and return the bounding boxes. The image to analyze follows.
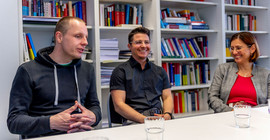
[227,74,257,106]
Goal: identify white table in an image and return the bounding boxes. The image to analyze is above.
[28,107,270,140]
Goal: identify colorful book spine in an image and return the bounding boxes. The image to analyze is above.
[114,4,120,26]
[82,1,87,24]
[125,4,130,24]
[26,33,37,57]
[169,63,174,86]
[25,35,35,60]
[161,38,173,56]
[174,63,181,86]
[120,4,125,25]
[173,93,179,113]
[23,32,30,62]
[178,39,190,58]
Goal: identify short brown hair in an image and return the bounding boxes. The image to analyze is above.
[54,16,85,37]
[230,32,260,62]
[128,27,150,44]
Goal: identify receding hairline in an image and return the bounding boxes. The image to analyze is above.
[54,17,85,36]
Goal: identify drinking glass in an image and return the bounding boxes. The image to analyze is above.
[233,105,251,128]
[144,116,164,140]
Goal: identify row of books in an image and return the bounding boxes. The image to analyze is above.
[162,62,210,87]
[23,32,37,62]
[22,0,87,23]
[160,8,209,30]
[161,36,208,58]
[173,89,209,114]
[226,14,256,31]
[99,3,143,27]
[224,0,256,6]
[100,38,119,61]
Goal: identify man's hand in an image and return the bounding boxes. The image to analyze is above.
[50,103,78,131]
[67,101,96,133]
[154,113,171,120]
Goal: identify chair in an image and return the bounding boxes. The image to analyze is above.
[107,93,124,128]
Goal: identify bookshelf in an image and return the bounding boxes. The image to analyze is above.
[224,0,270,69]
[17,0,270,127]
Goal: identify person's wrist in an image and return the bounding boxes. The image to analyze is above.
[164,112,172,119]
[50,115,56,130]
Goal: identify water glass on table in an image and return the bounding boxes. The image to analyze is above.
[233,105,251,128]
[144,116,164,140]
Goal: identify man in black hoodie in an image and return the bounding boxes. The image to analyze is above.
[7,17,101,138]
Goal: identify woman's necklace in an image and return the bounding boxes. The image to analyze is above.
[238,71,252,77]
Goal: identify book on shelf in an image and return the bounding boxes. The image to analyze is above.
[167,38,179,56]
[162,62,209,87]
[161,36,208,58]
[120,4,125,25]
[25,35,34,60]
[163,17,187,24]
[173,89,208,114]
[174,63,181,86]
[116,24,142,28]
[100,3,143,27]
[160,7,210,30]
[224,0,256,6]
[22,33,30,62]
[22,0,87,24]
[173,92,179,113]
[125,4,130,24]
[23,16,61,22]
[24,33,36,60]
[100,4,105,26]
[164,39,176,57]
[114,4,120,26]
[132,5,137,24]
[226,13,256,31]
[161,38,172,56]
[225,38,231,57]
[178,39,191,58]
[189,38,203,57]
[172,37,185,58]
[26,33,37,58]
[182,38,195,58]
[169,63,174,86]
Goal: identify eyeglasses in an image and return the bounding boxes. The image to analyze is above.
[230,45,251,52]
[230,46,243,52]
[230,44,253,52]
[130,40,151,45]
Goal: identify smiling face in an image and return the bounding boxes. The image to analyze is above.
[56,19,88,62]
[230,38,255,65]
[128,33,151,61]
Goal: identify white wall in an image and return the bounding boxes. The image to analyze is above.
[0,1,20,140]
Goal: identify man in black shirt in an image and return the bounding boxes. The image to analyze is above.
[110,27,173,124]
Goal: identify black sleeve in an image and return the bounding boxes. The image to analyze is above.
[84,65,101,126]
[110,66,126,91]
[7,65,52,136]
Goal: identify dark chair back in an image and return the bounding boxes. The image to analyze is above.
[107,93,124,127]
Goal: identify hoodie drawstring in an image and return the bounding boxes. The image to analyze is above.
[54,65,59,106]
[53,65,81,107]
[74,65,81,105]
